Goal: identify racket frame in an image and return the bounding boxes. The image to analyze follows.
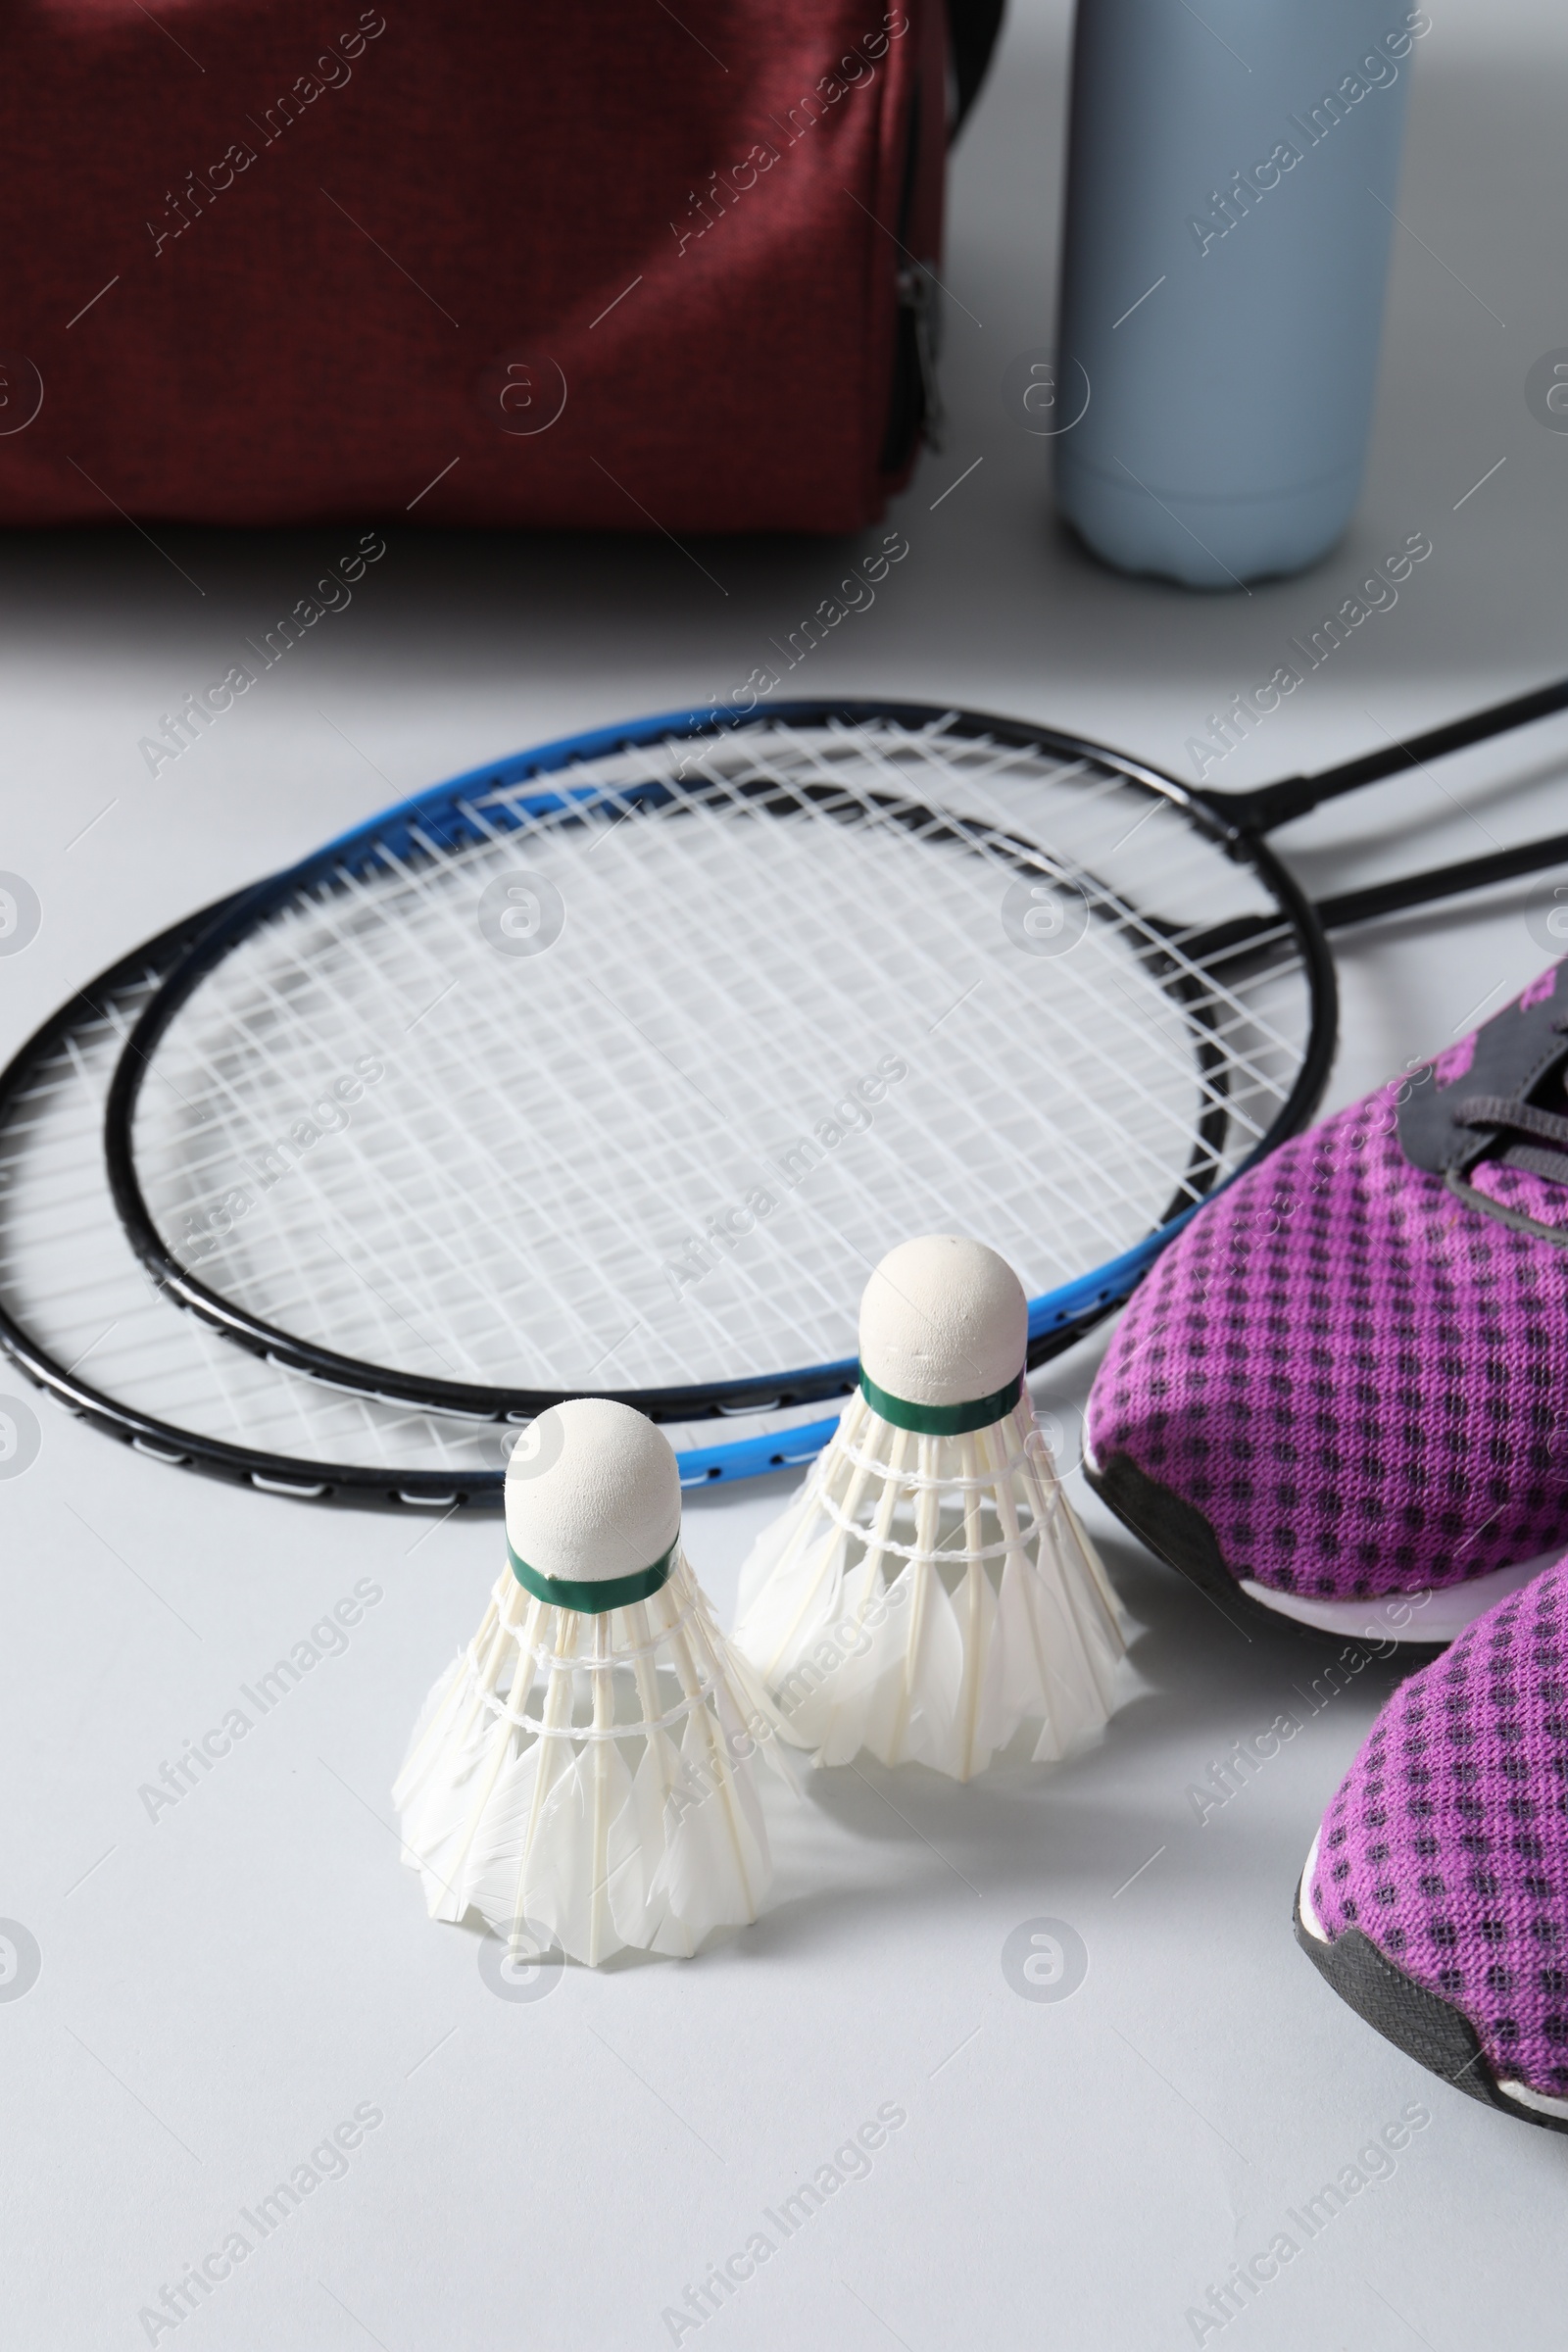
[99,701,1337,1440]
[0,906,873,1502]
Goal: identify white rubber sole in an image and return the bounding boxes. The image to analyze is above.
[1298,1829,1328,1941]
[1082,1426,1557,1645]
[1238,1549,1559,1644]
[1498,2078,1568,2121]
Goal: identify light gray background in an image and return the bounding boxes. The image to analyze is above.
[3,0,1568,2343]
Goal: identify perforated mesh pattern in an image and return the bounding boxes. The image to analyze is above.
[1311,1556,1568,2101]
[1090,970,1568,1601]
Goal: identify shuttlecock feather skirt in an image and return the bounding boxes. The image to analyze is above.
[733,1388,1124,1779]
[395,1548,779,1963]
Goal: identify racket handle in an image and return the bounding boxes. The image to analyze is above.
[1318,831,1568,933]
[1054,0,1422,587]
[1219,671,1568,835]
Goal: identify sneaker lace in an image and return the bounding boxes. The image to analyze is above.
[1455,1091,1568,1188]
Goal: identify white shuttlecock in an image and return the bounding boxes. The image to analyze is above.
[733,1236,1125,1779]
[394,1396,782,1965]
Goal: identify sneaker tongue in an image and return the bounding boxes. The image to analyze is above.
[1397,964,1568,1209]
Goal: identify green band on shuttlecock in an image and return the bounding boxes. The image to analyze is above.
[858,1366,1024,1437]
[507,1538,677,1615]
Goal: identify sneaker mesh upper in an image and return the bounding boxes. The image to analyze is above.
[1308,1555,1568,2102]
[1088,980,1568,1600]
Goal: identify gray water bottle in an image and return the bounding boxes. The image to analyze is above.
[1054,2,1428,587]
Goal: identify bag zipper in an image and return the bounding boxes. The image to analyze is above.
[878,77,944,473]
[898,260,945,452]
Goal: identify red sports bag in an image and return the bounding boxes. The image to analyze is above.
[0,0,980,534]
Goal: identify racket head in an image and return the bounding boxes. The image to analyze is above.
[102,701,1337,1450]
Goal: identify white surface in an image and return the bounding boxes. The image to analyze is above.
[858,1236,1027,1405]
[5,0,1568,2344]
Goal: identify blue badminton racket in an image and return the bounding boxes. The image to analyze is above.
[4,691,1560,1505]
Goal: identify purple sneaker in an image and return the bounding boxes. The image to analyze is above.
[1084,959,1568,1647]
[1295,1554,1568,2132]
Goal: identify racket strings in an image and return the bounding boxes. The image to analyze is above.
[0,992,489,1466]
[152,761,1278,1373]
[126,715,1312,1394]
[665,713,1308,1103]
[0,965,832,1480]
[658,724,1298,1129]
[494,760,1175,1325]
[650,718,1304,1183]
[150,790,1029,1373]
[363,819,830,1377]
[151,926,499,1384]
[204,839,687,1383]
[189,819,1199,1293]
[517,774,1200,1296]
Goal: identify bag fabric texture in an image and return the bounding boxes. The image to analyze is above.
[1,1,951,532]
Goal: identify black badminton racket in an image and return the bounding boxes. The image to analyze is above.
[85,689,1568,1494]
[0,908,851,1506]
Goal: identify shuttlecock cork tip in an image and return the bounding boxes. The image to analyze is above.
[858,1235,1027,1410]
[505,1396,681,1582]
